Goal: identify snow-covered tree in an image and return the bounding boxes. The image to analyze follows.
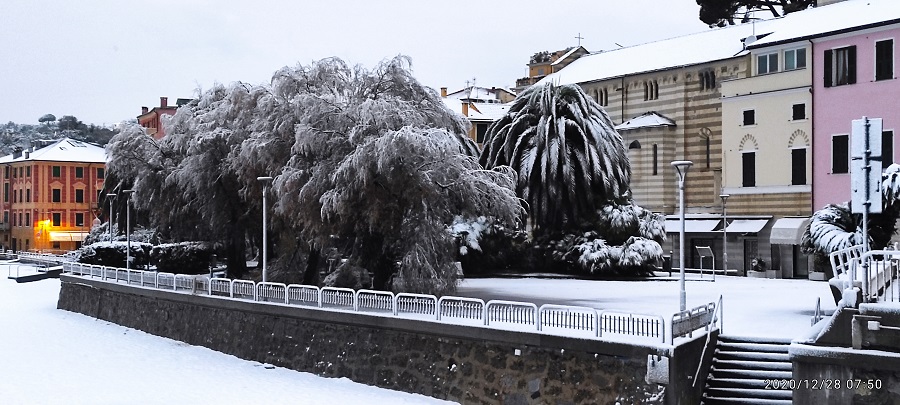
[480,82,665,276]
[802,163,900,258]
[272,56,515,293]
[480,82,631,235]
[107,55,515,293]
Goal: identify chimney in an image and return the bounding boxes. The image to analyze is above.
[160,97,168,108]
[24,151,29,159]
[440,87,447,97]
[141,106,149,114]
[461,102,469,117]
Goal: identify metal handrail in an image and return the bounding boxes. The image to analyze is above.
[692,295,723,387]
[60,263,716,344]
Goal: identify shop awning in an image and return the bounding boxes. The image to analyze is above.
[770,217,811,245]
[49,231,90,242]
[664,219,721,233]
[724,219,769,233]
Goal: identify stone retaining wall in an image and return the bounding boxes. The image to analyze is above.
[57,275,706,404]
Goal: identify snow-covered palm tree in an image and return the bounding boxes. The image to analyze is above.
[480,82,631,235]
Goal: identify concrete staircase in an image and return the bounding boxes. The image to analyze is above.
[701,335,793,405]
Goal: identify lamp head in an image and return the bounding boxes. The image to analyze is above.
[671,160,694,179]
[719,193,730,203]
[257,176,273,182]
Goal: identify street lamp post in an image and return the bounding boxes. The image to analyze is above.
[123,190,134,269]
[672,160,693,312]
[257,176,273,283]
[106,193,116,243]
[719,194,730,276]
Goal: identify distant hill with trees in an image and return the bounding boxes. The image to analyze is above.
[0,114,118,154]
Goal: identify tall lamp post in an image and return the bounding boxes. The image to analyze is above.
[122,190,134,269]
[672,160,693,312]
[719,194,730,275]
[106,193,116,243]
[257,176,273,283]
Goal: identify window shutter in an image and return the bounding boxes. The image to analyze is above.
[848,45,857,84]
[824,49,833,87]
[742,152,756,187]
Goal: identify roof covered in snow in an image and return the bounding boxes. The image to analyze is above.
[540,0,900,86]
[748,0,900,49]
[538,21,771,86]
[615,112,676,131]
[441,98,511,122]
[444,86,514,103]
[0,138,107,164]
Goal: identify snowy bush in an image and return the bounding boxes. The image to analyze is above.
[322,260,371,290]
[75,241,152,268]
[151,242,215,275]
[451,216,528,275]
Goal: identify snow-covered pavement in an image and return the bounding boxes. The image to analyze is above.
[457,275,838,339]
[0,278,454,405]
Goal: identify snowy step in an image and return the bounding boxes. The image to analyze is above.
[701,396,792,405]
[717,342,790,354]
[717,335,792,345]
[704,387,792,401]
[712,359,791,372]
[705,377,772,389]
[709,368,792,380]
[714,350,790,362]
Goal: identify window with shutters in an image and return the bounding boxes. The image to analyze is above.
[832,134,849,174]
[825,46,857,87]
[52,213,61,227]
[791,148,807,185]
[884,130,894,168]
[876,39,893,81]
[743,110,756,126]
[792,103,806,121]
[742,152,756,187]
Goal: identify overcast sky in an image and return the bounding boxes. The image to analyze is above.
[1,0,708,126]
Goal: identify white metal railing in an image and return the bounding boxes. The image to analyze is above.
[671,300,719,344]
[321,287,355,309]
[829,245,900,302]
[395,293,437,317]
[858,250,900,302]
[438,296,485,322]
[286,284,319,306]
[539,304,597,335]
[485,300,538,328]
[257,282,287,303]
[60,263,715,344]
[355,289,394,312]
[599,310,666,343]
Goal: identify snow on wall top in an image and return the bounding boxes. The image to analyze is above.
[748,0,900,49]
[0,138,107,164]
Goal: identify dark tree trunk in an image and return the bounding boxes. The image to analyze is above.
[303,248,321,285]
[372,254,394,291]
[225,226,247,279]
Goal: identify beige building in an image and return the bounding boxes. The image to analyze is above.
[721,38,814,278]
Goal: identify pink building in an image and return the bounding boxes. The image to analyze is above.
[813,24,900,210]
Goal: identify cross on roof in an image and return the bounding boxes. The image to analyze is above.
[575,33,584,46]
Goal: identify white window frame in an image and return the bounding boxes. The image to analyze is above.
[784,47,807,71]
[757,52,779,75]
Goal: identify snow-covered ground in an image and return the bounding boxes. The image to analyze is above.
[0,278,454,405]
[457,274,838,339]
[1,270,838,404]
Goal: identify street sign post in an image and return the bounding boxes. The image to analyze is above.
[850,117,883,254]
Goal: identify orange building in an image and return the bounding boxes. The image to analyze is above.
[0,138,107,253]
[137,96,190,139]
